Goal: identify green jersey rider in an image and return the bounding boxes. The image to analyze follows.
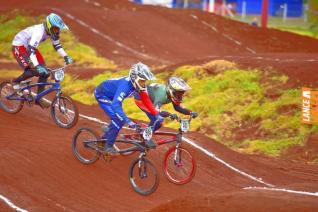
[134,76,198,132]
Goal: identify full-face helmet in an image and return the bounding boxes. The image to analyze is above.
[167,77,191,104]
[129,62,156,91]
[44,13,69,40]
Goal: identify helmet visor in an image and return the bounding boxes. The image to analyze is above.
[173,90,185,101]
[52,26,60,34]
[136,79,147,91]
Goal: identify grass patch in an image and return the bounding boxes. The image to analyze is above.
[0,70,21,78]
[240,138,300,157]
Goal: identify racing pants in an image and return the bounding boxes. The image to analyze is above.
[12,46,49,94]
[95,94,125,147]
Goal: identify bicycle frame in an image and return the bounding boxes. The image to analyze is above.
[7,82,61,102]
[84,137,148,155]
[123,128,183,147]
[6,66,66,102]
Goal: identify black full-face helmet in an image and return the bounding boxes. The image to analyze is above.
[167,77,191,104]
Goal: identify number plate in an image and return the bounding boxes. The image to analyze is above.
[54,69,65,82]
[180,120,189,132]
[142,127,153,140]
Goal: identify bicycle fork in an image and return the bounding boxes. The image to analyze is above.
[138,152,147,179]
[174,144,183,167]
[55,92,67,114]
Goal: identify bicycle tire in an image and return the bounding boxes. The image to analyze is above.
[163,146,196,185]
[0,81,23,114]
[51,95,78,129]
[128,157,159,196]
[72,128,101,164]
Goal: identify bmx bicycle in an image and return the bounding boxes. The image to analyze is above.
[0,65,78,129]
[72,125,159,196]
[122,114,197,185]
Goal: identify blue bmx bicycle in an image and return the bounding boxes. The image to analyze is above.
[0,66,78,129]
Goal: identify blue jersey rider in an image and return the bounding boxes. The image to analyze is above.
[94,62,164,155]
[11,13,73,107]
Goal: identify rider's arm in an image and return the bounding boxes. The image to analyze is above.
[139,91,159,116]
[111,84,131,124]
[51,39,67,58]
[172,102,191,115]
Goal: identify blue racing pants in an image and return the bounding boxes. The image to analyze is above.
[95,96,125,147]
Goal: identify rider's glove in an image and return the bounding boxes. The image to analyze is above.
[36,65,48,76]
[155,114,164,122]
[190,112,198,118]
[64,56,73,65]
[127,120,137,129]
[159,111,171,118]
[169,114,178,120]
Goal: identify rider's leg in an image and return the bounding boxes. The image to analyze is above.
[95,96,124,151]
[13,67,37,84]
[105,117,125,148]
[34,49,48,94]
[37,73,50,94]
[11,46,36,85]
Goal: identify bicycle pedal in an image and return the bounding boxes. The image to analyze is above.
[103,154,116,162]
[26,101,34,107]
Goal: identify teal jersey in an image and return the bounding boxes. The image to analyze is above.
[147,83,171,109]
[134,83,192,115]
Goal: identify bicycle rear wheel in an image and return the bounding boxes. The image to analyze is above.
[163,146,196,185]
[72,128,101,164]
[51,95,78,128]
[129,157,159,196]
[0,81,23,114]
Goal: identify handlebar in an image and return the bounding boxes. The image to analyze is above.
[48,65,67,74]
[168,113,197,123]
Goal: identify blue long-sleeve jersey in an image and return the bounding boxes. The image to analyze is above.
[94,77,135,123]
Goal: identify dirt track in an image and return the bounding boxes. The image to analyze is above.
[1,0,318,211]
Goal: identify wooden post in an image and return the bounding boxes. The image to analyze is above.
[261,0,269,28]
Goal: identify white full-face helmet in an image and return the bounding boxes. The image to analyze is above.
[167,77,191,104]
[129,62,156,91]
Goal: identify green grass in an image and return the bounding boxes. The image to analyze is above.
[0,69,21,78]
[239,138,300,156]
[0,11,116,68]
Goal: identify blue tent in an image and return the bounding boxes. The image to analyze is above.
[236,0,303,17]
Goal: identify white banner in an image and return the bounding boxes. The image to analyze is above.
[141,0,173,8]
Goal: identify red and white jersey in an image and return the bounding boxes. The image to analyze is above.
[12,24,60,48]
[12,24,67,66]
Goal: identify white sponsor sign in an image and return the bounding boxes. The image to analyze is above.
[141,0,173,8]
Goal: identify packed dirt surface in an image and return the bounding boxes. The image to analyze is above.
[1,0,318,211]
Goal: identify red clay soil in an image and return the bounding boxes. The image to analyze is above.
[1,103,318,211]
[1,0,318,211]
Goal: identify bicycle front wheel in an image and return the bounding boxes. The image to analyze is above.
[163,147,196,185]
[51,95,78,128]
[72,128,101,164]
[0,81,23,114]
[129,157,159,196]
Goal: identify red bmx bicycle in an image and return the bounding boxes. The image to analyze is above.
[122,114,197,185]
